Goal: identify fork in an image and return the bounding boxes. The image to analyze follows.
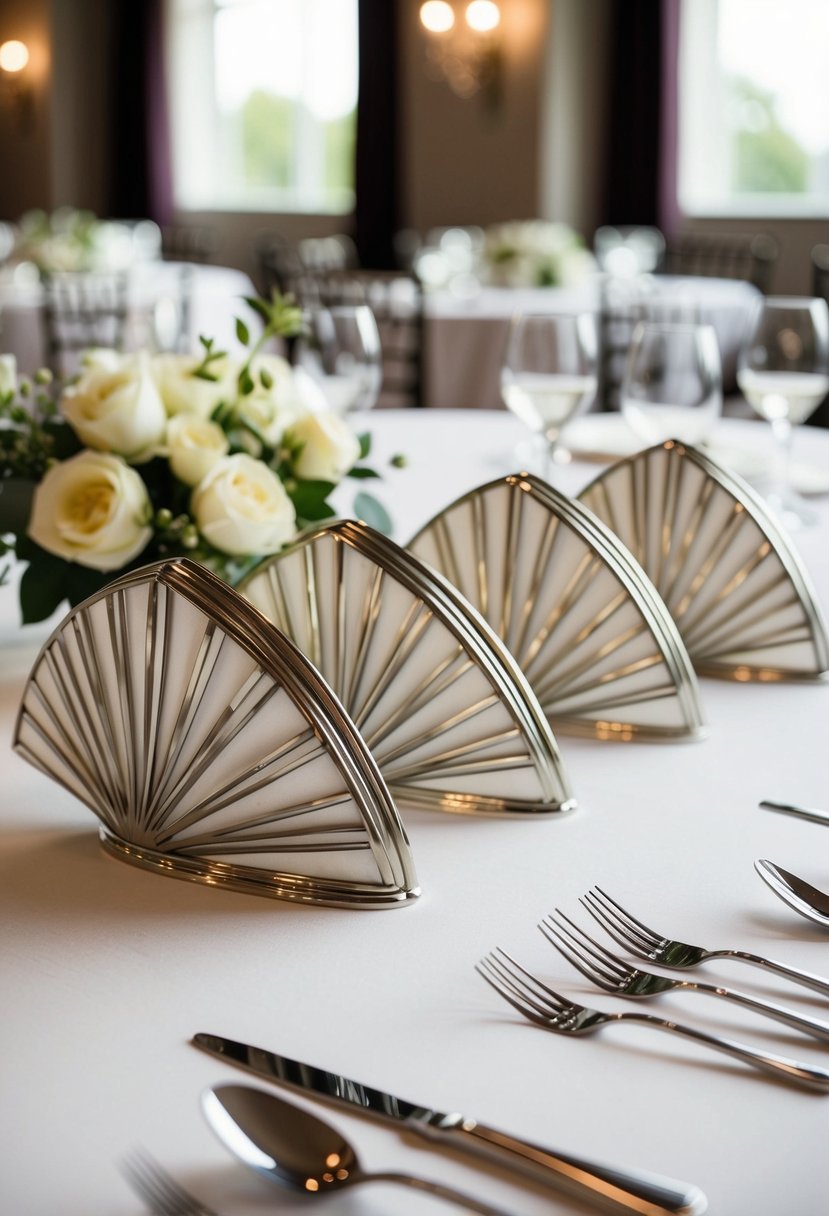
[581,886,829,998]
[540,909,829,1042]
[121,1149,220,1216]
[476,949,829,1090]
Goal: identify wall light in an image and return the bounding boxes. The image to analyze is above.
[419,1,503,109]
[0,39,33,130]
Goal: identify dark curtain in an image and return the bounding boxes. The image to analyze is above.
[107,0,173,224]
[354,0,401,269]
[601,0,680,236]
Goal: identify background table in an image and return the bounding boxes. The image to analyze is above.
[423,276,760,410]
[2,412,829,1215]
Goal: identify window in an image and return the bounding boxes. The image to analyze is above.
[678,0,829,217]
[165,0,358,213]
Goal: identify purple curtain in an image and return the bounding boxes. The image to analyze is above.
[108,0,174,224]
[601,0,680,235]
[354,0,401,268]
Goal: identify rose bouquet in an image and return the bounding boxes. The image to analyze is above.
[0,292,394,624]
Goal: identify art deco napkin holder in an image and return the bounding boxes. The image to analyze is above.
[407,472,705,742]
[238,518,574,815]
[578,440,829,681]
[14,559,419,909]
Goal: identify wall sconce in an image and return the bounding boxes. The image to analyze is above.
[0,40,33,130]
[419,1,503,109]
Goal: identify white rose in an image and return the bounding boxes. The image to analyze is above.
[27,449,153,572]
[288,412,361,483]
[166,414,229,487]
[191,453,296,556]
[80,347,124,374]
[0,353,18,394]
[61,354,167,461]
[236,354,313,449]
[152,352,240,418]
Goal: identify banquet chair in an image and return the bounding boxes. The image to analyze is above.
[256,233,305,297]
[42,270,131,377]
[290,268,425,409]
[161,224,219,265]
[662,231,778,293]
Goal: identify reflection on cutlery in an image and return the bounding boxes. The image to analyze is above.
[540,908,829,1041]
[755,860,829,928]
[760,799,829,826]
[121,1149,219,1216]
[203,1082,514,1216]
[581,886,829,998]
[193,1032,707,1215]
[477,949,829,1092]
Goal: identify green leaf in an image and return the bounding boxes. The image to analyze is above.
[347,466,381,480]
[0,479,35,534]
[243,295,272,322]
[354,492,392,535]
[193,368,220,382]
[19,554,69,623]
[239,369,255,396]
[259,367,273,390]
[357,431,372,460]
[235,317,250,346]
[65,562,111,607]
[289,479,337,522]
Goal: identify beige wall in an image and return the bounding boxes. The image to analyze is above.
[0,0,52,217]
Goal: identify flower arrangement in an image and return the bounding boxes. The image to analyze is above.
[481,220,596,289]
[0,292,394,624]
[6,207,161,274]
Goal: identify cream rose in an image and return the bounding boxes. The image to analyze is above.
[166,414,229,487]
[61,354,167,461]
[27,450,153,572]
[152,352,240,418]
[288,412,360,482]
[0,353,18,395]
[191,453,296,556]
[80,347,124,374]
[235,354,313,451]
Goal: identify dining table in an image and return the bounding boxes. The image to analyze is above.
[3,407,829,1216]
[422,276,760,411]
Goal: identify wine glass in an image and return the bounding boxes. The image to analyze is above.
[297,304,382,415]
[737,296,829,529]
[621,321,722,447]
[500,312,597,479]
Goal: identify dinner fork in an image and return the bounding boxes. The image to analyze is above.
[581,886,829,998]
[540,909,829,1042]
[476,949,829,1090]
[121,1150,220,1216]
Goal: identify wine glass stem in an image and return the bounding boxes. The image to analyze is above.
[543,430,561,482]
[770,416,794,497]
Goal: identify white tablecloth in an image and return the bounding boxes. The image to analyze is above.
[423,277,760,410]
[3,412,829,1215]
[0,262,256,374]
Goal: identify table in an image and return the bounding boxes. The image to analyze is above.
[0,262,256,375]
[3,411,829,1215]
[423,277,760,410]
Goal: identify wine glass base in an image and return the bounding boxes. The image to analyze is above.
[511,436,571,480]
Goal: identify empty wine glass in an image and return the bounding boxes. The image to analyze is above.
[500,312,597,479]
[297,304,382,415]
[621,321,722,447]
[737,296,829,529]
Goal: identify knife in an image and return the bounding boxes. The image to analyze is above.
[192,1033,707,1215]
[760,798,829,826]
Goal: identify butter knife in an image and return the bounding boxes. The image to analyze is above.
[192,1033,707,1215]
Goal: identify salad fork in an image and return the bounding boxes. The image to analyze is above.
[581,886,829,998]
[476,949,829,1090]
[121,1150,220,1216]
[540,909,829,1042]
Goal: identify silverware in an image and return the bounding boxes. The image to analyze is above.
[581,885,829,998]
[120,1149,220,1216]
[192,1031,707,1215]
[203,1082,515,1216]
[540,908,829,1041]
[755,860,829,928]
[760,799,829,826]
[476,949,829,1091]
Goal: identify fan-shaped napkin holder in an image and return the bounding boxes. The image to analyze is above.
[238,519,573,816]
[408,472,705,742]
[578,440,829,681]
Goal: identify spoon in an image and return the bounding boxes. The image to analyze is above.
[203,1082,515,1216]
[755,859,829,928]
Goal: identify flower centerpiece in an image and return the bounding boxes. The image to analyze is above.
[481,220,596,289]
[0,292,394,624]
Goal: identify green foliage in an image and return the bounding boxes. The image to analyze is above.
[240,88,356,199]
[729,76,808,195]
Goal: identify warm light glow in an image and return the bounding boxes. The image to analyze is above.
[465,1,500,32]
[420,1,455,34]
[0,40,29,73]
